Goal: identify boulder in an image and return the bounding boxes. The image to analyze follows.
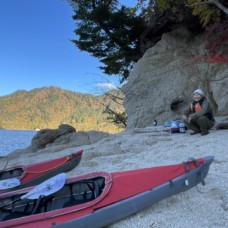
[50,130,110,149]
[27,124,76,152]
[215,117,228,129]
[21,124,110,153]
[122,28,228,130]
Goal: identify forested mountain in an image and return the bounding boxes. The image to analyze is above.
[0,87,124,133]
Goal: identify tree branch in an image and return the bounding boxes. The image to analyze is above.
[212,0,228,15]
[185,0,228,15]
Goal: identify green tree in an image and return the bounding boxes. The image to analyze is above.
[66,0,227,82]
[67,0,145,82]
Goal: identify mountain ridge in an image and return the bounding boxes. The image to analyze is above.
[0,86,124,133]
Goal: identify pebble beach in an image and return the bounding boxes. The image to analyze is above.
[1,128,228,227]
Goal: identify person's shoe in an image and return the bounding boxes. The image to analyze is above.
[190,131,199,135]
[201,132,209,136]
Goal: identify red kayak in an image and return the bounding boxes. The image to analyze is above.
[0,150,83,193]
[0,156,213,228]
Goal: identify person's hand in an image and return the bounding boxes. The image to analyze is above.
[187,117,192,123]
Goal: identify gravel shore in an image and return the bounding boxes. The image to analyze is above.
[1,128,228,227]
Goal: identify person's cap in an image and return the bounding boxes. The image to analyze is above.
[193,89,204,95]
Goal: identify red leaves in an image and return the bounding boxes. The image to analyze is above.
[204,20,228,63]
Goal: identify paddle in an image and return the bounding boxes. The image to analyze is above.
[21,173,66,199]
[0,173,66,210]
[0,178,21,190]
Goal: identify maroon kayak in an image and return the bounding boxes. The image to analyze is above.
[0,156,213,228]
[0,150,83,193]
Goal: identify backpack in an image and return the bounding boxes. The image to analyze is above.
[170,121,186,133]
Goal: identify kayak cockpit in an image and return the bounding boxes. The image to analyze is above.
[0,176,105,222]
[0,168,24,180]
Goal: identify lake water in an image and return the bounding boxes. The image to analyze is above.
[0,129,37,156]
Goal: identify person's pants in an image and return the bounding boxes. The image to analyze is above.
[186,116,214,134]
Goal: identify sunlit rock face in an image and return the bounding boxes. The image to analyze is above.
[123,28,228,130]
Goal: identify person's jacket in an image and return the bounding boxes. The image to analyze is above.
[183,97,215,122]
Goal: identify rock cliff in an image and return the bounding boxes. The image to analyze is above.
[122,28,228,130]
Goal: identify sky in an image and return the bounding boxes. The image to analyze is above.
[0,0,137,97]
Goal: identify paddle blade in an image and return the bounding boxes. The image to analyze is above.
[21,173,66,200]
[0,178,20,190]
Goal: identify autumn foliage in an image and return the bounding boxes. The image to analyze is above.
[205,20,228,63]
[0,87,125,133]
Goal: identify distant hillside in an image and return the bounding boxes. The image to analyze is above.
[0,87,125,133]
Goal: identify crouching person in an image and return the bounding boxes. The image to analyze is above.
[182,89,215,136]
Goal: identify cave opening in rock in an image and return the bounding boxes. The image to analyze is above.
[170,99,184,114]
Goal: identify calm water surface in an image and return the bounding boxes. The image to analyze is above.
[0,129,36,156]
